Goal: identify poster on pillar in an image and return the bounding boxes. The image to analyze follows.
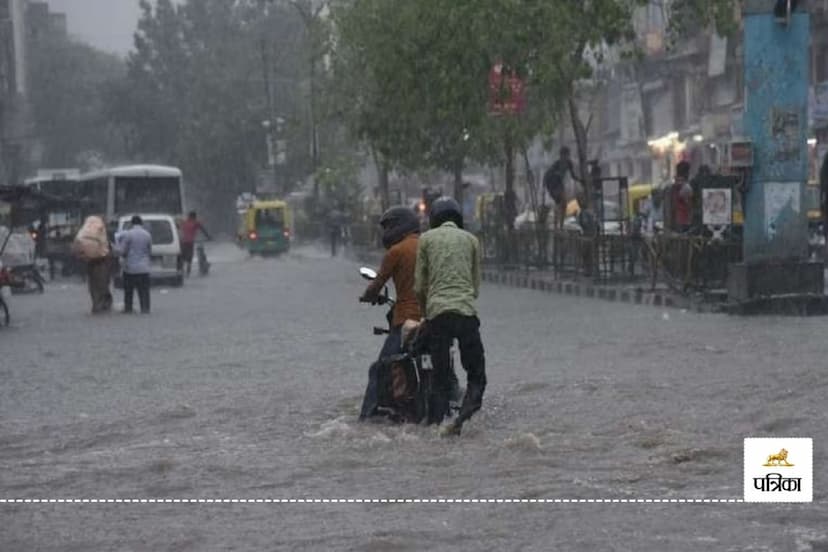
[703,189,732,226]
[764,182,801,242]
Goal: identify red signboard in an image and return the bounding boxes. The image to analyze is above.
[488,63,525,116]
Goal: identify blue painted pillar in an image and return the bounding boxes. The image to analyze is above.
[742,2,811,262]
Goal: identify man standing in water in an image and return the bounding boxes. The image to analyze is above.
[118,215,153,314]
[179,211,211,277]
[415,197,486,435]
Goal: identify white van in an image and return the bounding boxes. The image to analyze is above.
[115,214,183,287]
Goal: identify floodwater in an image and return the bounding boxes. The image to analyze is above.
[1,244,827,551]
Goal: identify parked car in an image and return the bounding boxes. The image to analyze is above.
[114,214,183,288]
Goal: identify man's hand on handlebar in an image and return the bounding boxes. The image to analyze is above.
[359,293,388,305]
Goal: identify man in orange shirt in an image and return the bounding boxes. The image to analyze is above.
[179,211,211,276]
[358,206,421,420]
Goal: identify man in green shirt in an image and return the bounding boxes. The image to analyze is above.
[414,197,486,434]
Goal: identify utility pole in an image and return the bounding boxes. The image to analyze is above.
[728,0,824,310]
[290,0,326,203]
[259,35,279,197]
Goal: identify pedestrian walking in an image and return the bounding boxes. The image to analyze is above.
[326,206,344,257]
[179,211,211,276]
[71,215,113,314]
[118,215,153,314]
[543,146,581,230]
[671,161,693,233]
[414,197,486,435]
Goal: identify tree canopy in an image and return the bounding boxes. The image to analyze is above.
[329,0,739,207]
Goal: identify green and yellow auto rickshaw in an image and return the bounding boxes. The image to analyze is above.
[238,200,292,255]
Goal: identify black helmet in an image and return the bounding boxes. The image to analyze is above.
[429,196,463,229]
[380,206,419,249]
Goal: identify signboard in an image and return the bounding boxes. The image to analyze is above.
[488,63,525,116]
[620,84,644,142]
[702,188,732,225]
[728,140,754,168]
[708,34,728,77]
[236,193,256,214]
[809,81,828,130]
[765,181,801,240]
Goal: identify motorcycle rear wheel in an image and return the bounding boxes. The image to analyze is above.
[0,297,9,327]
[10,270,44,295]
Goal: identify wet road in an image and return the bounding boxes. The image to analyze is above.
[2,244,827,551]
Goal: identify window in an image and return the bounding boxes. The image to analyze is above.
[115,177,182,215]
[123,219,174,245]
[255,209,284,228]
[78,178,108,216]
[817,44,828,84]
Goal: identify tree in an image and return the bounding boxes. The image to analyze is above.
[109,0,313,231]
[26,30,126,168]
[552,0,740,216]
[329,0,424,210]
[330,0,741,229]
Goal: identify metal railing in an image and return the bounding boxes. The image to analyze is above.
[479,226,742,293]
[295,218,743,295]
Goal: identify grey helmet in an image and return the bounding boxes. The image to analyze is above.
[380,206,420,249]
[428,196,464,229]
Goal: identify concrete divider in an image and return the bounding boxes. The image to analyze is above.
[481,269,715,312]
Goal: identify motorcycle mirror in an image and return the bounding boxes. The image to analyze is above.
[359,267,377,281]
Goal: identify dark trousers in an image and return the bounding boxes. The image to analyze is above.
[359,326,402,420]
[123,273,151,313]
[330,231,339,257]
[87,258,112,313]
[428,313,486,425]
[179,242,195,276]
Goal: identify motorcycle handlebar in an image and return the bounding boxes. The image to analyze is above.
[373,327,389,335]
[359,295,393,305]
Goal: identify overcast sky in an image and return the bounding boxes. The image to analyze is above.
[46,0,143,55]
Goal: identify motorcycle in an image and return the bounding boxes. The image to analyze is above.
[196,240,210,276]
[0,265,24,327]
[9,263,46,295]
[359,267,461,425]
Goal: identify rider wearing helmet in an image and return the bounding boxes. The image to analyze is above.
[358,206,422,420]
[415,197,486,433]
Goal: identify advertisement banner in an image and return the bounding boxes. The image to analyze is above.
[488,63,525,116]
[811,81,828,130]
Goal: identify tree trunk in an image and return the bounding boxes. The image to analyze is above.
[504,136,516,231]
[378,158,390,212]
[523,146,547,266]
[503,131,517,265]
[453,163,464,206]
[308,14,320,203]
[569,95,591,210]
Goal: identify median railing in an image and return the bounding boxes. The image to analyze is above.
[478,226,742,294]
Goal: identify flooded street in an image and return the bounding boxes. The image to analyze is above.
[2,245,827,551]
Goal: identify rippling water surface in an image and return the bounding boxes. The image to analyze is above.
[1,244,827,550]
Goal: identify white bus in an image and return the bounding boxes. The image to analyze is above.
[23,170,84,236]
[78,165,186,221]
[24,169,81,194]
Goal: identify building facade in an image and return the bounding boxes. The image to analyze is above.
[0,0,28,185]
[0,0,68,185]
[591,0,828,188]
